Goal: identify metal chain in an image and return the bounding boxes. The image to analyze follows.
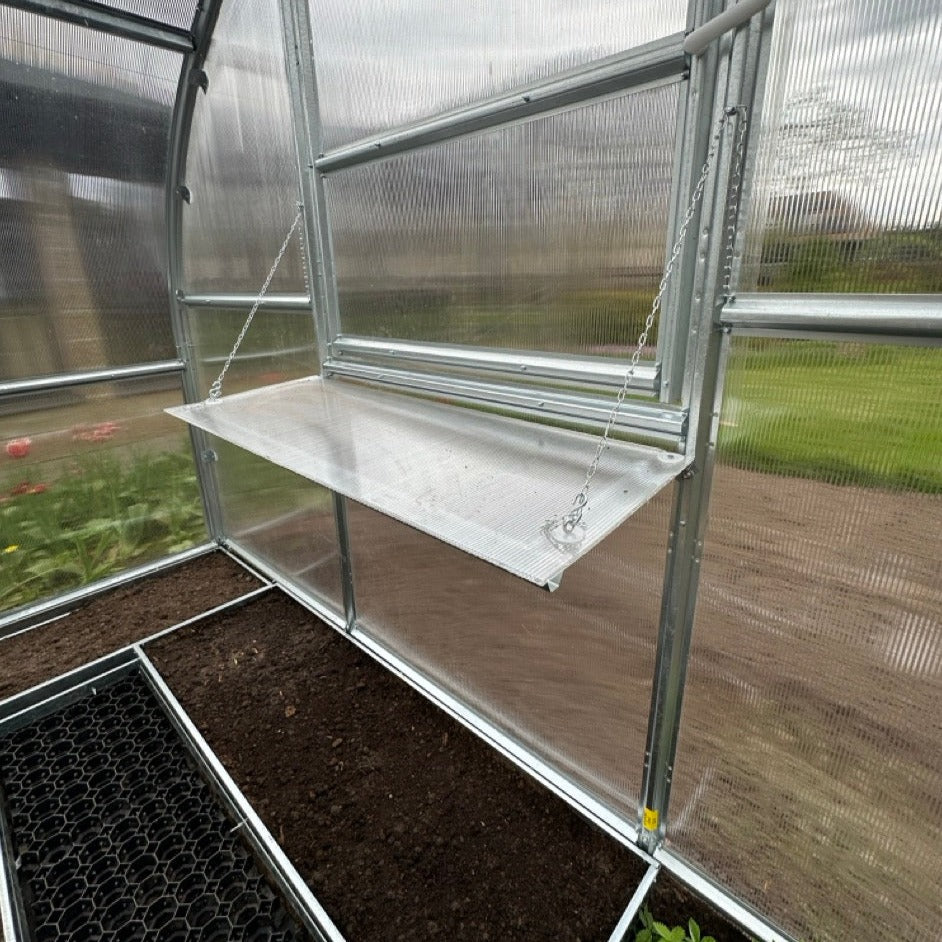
[545,105,748,544]
[207,205,305,401]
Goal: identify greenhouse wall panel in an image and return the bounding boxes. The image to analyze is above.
[347,491,672,812]
[181,0,307,296]
[310,0,687,149]
[742,0,942,293]
[0,7,179,380]
[326,86,678,358]
[0,379,206,611]
[669,338,942,942]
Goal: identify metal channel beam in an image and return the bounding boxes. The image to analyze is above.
[280,0,359,632]
[639,0,775,850]
[180,292,313,311]
[138,650,345,942]
[317,32,687,173]
[330,336,659,393]
[325,360,685,442]
[0,359,184,398]
[0,543,214,640]
[6,0,194,52]
[722,292,942,339]
[165,0,225,540]
[654,849,798,942]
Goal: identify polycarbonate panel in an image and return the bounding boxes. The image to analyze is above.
[328,86,678,358]
[213,439,343,613]
[0,8,179,380]
[669,339,942,942]
[348,489,670,810]
[185,306,318,399]
[96,0,196,29]
[742,0,942,292]
[182,0,306,295]
[168,377,687,588]
[310,0,687,149]
[0,378,205,614]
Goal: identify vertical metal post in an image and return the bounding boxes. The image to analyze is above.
[639,0,775,851]
[279,0,357,630]
[165,0,226,540]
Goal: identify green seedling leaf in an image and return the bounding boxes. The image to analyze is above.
[689,918,701,942]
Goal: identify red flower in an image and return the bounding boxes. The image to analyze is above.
[9,482,31,496]
[28,483,49,495]
[5,438,31,459]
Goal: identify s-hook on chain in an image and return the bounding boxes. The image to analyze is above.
[543,105,748,552]
[207,204,305,401]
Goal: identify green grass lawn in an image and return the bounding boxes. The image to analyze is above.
[718,341,942,493]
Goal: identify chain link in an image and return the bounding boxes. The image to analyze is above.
[207,206,305,401]
[545,106,748,546]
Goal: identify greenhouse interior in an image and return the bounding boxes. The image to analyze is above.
[0,0,939,939]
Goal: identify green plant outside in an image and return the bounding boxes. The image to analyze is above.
[634,906,717,942]
[719,341,942,493]
[0,449,205,611]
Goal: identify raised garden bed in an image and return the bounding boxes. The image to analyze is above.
[1,552,750,941]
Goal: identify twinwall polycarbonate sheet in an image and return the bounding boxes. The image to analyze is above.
[310,0,687,149]
[669,339,942,942]
[347,491,671,812]
[181,0,305,295]
[0,8,179,380]
[185,307,319,399]
[0,378,205,614]
[742,0,942,293]
[327,86,678,359]
[96,0,196,29]
[212,439,343,613]
[168,377,687,588]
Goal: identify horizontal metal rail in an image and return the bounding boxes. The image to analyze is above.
[180,292,313,311]
[317,32,686,172]
[325,360,686,441]
[683,0,774,56]
[721,293,942,339]
[654,848,798,942]
[138,650,345,942]
[0,359,185,398]
[6,0,194,52]
[330,336,659,392]
[0,543,214,639]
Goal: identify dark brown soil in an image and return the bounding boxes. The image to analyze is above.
[147,591,650,941]
[0,551,261,701]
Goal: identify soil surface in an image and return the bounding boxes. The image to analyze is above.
[148,592,651,942]
[0,552,261,701]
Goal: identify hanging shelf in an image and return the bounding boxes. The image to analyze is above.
[168,376,688,590]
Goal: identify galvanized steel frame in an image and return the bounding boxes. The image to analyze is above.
[0,359,184,398]
[639,0,775,848]
[165,0,226,541]
[279,0,358,629]
[316,33,687,173]
[722,292,942,341]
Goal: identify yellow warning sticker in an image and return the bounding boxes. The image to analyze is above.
[643,807,660,831]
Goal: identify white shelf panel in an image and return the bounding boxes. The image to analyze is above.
[168,377,688,589]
